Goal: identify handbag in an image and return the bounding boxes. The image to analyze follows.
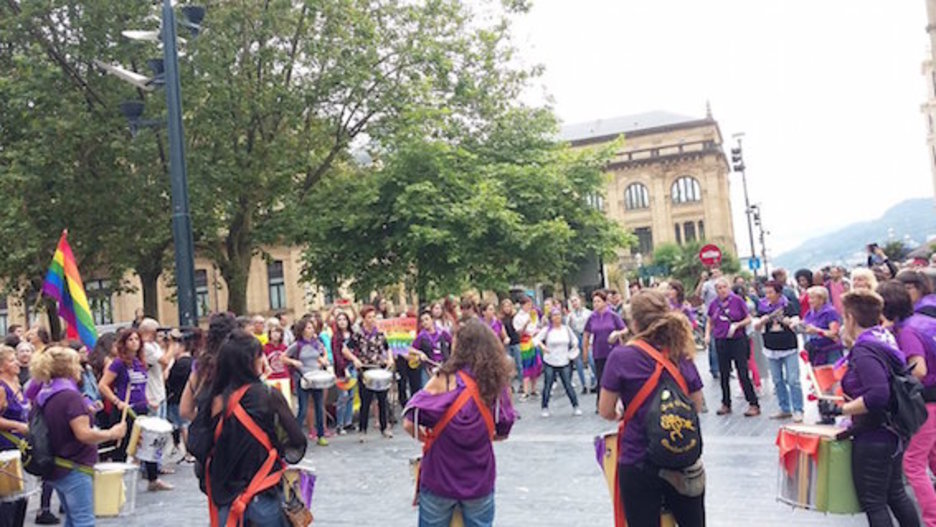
[658,459,706,498]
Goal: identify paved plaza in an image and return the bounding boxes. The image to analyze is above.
[26,355,873,526]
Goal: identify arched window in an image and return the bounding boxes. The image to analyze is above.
[624,183,649,210]
[671,176,702,204]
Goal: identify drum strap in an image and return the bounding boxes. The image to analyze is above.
[611,340,689,527]
[0,431,93,476]
[205,384,285,527]
[412,371,495,506]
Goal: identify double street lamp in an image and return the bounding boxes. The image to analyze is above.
[97,1,203,327]
[730,133,762,279]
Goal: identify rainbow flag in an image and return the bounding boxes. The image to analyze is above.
[376,317,418,357]
[41,230,97,348]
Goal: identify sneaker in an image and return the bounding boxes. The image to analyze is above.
[148,479,174,492]
[572,407,583,416]
[581,387,589,396]
[792,411,804,423]
[519,393,529,401]
[337,427,347,436]
[382,430,394,439]
[716,405,731,416]
[770,411,793,420]
[540,409,550,417]
[35,511,60,525]
[317,437,329,447]
[744,405,761,417]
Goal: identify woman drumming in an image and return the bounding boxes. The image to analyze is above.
[409,310,453,388]
[202,331,306,527]
[332,311,356,435]
[343,306,394,440]
[98,329,171,491]
[0,346,29,527]
[403,320,516,527]
[819,290,919,527]
[35,347,127,527]
[704,277,759,417]
[879,281,936,525]
[599,290,705,526]
[287,316,330,446]
[802,286,844,366]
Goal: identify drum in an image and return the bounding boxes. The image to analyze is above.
[593,431,676,526]
[363,368,393,391]
[127,416,173,463]
[0,450,24,497]
[776,424,860,514]
[266,378,294,410]
[93,462,138,517]
[301,370,336,390]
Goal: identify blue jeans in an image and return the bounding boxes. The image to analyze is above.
[296,388,325,438]
[542,364,578,409]
[767,352,803,413]
[572,331,593,389]
[419,489,495,527]
[217,490,289,527]
[508,345,523,384]
[336,388,354,429]
[708,337,719,377]
[50,470,94,527]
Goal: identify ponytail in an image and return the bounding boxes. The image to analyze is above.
[629,290,695,364]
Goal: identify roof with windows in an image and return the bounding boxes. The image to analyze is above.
[559,111,706,144]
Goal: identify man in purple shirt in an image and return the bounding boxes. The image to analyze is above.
[583,290,626,410]
[704,278,759,417]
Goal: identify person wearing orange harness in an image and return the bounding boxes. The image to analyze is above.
[403,320,516,527]
[202,330,307,527]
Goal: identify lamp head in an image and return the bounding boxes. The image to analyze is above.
[180,6,205,37]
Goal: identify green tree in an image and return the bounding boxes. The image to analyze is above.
[882,240,909,262]
[300,108,630,301]
[652,241,740,293]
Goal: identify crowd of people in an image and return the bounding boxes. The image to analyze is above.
[6,242,936,526]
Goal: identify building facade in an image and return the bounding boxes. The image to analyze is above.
[924,0,936,199]
[561,110,737,266]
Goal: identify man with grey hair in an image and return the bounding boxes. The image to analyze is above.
[138,318,170,420]
[250,314,269,345]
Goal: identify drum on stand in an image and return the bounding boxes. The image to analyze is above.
[127,417,173,463]
[93,462,138,517]
[776,423,860,514]
[362,368,393,392]
[0,450,38,502]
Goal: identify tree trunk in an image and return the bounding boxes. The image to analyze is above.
[139,269,161,319]
[218,213,254,316]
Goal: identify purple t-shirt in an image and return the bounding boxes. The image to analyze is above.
[842,333,905,443]
[43,389,97,480]
[706,294,749,339]
[413,329,452,363]
[601,344,703,466]
[488,319,504,338]
[0,380,28,450]
[804,304,843,353]
[404,373,515,500]
[897,314,936,390]
[584,309,626,360]
[108,358,148,412]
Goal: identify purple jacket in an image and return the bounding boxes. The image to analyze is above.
[404,372,515,500]
[842,330,906,443]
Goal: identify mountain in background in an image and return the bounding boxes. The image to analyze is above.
[772,198,936,271]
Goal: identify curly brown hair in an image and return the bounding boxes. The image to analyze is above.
[116,328,146,366]
[629,290,695,364]
[439,320,513,406]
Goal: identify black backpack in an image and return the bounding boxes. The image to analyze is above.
[885,362,928,440]
[21,404,56,477]
[630,341,703,470]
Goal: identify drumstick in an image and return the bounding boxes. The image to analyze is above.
[120,384,132,424]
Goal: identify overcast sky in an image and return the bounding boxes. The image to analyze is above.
[509,1,934,257]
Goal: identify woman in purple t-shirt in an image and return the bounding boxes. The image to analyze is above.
[0,345,30,527]
[33,346,127,527]
[98,329,172,491]
[704,278,759,417]
[403,321,516,527]
[599,290,704,526]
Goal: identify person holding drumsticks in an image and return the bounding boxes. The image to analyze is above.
[98,329,172,491]
[343,305,393,441]
[403,320,516,527]
[34,346,127,527]
[410,309,453,376]
[286,316,330,446]
[0,345,29,527]
[820,290,919,527]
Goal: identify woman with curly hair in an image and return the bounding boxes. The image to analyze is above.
[403,320,516,527]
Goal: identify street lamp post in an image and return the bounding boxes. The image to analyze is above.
[161,0,197,327]
[730,134,760,279]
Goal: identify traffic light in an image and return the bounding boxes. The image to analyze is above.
[731,147,745,172]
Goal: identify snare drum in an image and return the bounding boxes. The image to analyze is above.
[301,370,336,390]
[0,450,24,497]
[776,424,860,514]
[127,417,173,463]
[362,368,393,391]
[93,462,138,517]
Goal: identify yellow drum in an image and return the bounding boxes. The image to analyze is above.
[266,378,294,411]
[0,450,24,497]
[93,462,138,517]
[595,431,676,526]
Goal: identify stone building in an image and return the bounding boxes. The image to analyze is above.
[561,109,737,266]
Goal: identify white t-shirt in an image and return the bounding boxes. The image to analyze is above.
[533,325,579,367]
[567,307,592,335]
[512,310,537,338]
[143,341,166,407]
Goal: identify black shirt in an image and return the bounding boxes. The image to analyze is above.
[503,316,520,346]
[759,301,800,351]
[166,355,193,405]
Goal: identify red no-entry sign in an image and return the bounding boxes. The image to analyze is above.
[699,244,722,267]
